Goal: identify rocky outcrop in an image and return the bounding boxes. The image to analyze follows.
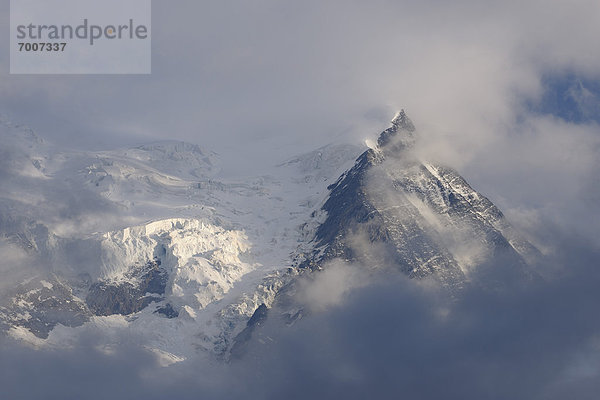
[155,303,179,318]
[86,259,167,316]
[298,111,537,288]
[0,277,90,339]
[229,303,269,359]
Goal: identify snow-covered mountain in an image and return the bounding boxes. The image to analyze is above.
[0,113,538,362]
[295,111,540,289]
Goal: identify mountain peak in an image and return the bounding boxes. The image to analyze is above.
[376,110,416,152]
[390,109,415,131]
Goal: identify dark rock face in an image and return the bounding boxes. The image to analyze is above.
[303,142,465,284]
[0,277,90,339]
[0,214,57,258]
[299,111,537,287]
[246,303,268,327]
[86,284,159,316]
[155,303,179,318]
[86,259,168,316]
[377,110,416,152]
[229,304,268,359]
[0,259,172,339]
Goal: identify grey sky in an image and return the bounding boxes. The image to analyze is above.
[2,1,600,398]
[2,0,599,239]
[1,0,598,284]
[1,0,598,161]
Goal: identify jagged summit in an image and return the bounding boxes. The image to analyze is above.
[391,109,415,131]
[377,110,416,152]
[0,111,540,359]
[300,110,538,290]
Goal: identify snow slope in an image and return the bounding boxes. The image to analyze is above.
[0,112,539,360]
[0,118,363,358]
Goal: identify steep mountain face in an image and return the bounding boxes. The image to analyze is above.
[0,113,538,361]
[0,119,362,358]
[0,276,90,339]
[296,111,538,288]
[85,259,168,316]
[225,112,541,354]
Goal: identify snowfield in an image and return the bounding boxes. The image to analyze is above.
[0,117,363,360]
[0,113,539,363]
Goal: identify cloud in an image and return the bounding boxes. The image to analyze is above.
[1,1,599,167]
[2,1,598,242]
[1,1,600,399]
[567,80,600,121]
[233,239,600,400]
[3,230,598,400]
[296,260,368,313]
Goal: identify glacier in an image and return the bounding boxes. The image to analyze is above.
[0,112,539,362]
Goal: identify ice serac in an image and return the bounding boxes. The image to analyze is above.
[96,218,254,311]
[297,110,538,287]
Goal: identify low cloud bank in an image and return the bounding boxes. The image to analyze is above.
[2,231,599,400]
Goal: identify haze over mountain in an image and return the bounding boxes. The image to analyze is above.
[0,111,539,356]
[3,0,600,397]
[1,105,599,399]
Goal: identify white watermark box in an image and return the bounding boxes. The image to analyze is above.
[10,0,151,74]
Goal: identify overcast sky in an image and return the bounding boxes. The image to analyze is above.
[1,1,598,156]
[2,0,599,241]
[1,1,600,398]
